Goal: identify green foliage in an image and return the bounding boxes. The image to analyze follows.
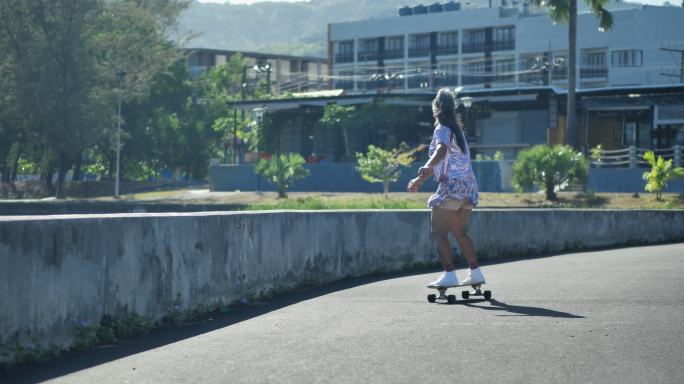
[493,151,505,161]
[248,196,426,210]
[255,153,310,198]
[512,145,589,200]
[0,0,190,195]
[642,151,684,200]
[590,144,603,161]
[320,104,357,161]
[355,144,414,198]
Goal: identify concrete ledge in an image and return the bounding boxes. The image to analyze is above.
[1,209,683,362]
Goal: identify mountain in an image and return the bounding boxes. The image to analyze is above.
[175,0,429,57]
[174,0,645,58]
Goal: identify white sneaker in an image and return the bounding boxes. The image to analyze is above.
[427,271,459,288]
[461,268,485,285]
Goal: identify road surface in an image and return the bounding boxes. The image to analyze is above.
[3,243,684,383]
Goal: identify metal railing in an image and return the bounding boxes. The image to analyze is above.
[591,146,682,168]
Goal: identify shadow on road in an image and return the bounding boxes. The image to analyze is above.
[462,298,585,318]
[0,270,429,384]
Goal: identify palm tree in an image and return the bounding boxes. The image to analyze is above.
[533,0,613,148]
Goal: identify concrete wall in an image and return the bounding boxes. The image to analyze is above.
[588,168,684,193]
[1,210,683,361]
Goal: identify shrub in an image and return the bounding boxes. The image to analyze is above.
[255,153,310,198]
[642,151,684,200]
[512,145,589,200]
[355,144,413,198]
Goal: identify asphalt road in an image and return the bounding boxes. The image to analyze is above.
[4,243,684,384]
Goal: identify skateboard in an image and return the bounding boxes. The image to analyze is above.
[427,283,492,304]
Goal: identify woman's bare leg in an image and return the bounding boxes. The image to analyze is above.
[450,208,479,269]
[431,207,455,271]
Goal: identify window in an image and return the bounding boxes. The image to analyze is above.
[463,29,485,53]
[335,41,354,63]
[386,36,404,52]
[612,50,642,67]
[465,29,485,44]
[494,58,515,82]
[493,26,515,50]
[359,39,378,53]
[338,41,353,55]
[439,31,458,48]
[493,27,514,43]
[583,51,606,68]
[410,34,430,49]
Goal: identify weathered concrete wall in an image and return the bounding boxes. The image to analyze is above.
[1,210,683,361]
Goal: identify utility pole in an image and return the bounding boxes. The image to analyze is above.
[115,69,127,198]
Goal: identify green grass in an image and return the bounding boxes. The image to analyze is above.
[248,196,427,210]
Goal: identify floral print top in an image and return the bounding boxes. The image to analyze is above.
[426,125,479,208]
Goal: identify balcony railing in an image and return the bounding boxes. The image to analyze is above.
[433,75,459,87]
[462,75,485,85]
[333,81,354,90]
[382,50,404,60]
[462,40,515,53]
[581,67,608,79]
[462,42,485,53]
[520,71,545,84]
[552,67,568,81]
[435,46,459,56]
[408,48,430,58]
[335,54,354,64]
[357,51,379,62]
[407,76,431,88]
[492,73,515,83]
[492,40,515,51]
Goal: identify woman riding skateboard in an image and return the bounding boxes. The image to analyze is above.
[407,88,485,287]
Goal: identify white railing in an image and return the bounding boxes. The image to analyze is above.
[591,145,682,168]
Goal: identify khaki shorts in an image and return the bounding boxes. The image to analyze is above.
[436,198,473,211]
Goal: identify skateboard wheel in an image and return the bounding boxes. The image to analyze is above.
[484,290,492,300]
[428,294,436,303]
[461,291,470,299]
[447,295,456,304]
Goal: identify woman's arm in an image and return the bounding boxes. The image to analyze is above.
[418,143,448,178]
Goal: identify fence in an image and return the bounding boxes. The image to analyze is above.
[591,145,682,168]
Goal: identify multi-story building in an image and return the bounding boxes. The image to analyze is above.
[326,3,684,158]
[328,3,684,93]
[187,48,328,95]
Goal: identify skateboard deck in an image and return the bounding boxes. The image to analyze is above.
[427,282,491,304]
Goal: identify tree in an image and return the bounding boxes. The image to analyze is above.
[533,0,613,148]
[355,144,414,198]
[320,104,357,161]
[642,151,684,200]
[512,145,589,200]
[255,153,310,198]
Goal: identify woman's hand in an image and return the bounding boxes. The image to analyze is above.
[418,166,431,178]
[407,177,422,193]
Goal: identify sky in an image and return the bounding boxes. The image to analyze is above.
[198,0,673,5]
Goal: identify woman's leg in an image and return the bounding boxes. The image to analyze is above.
[431,207,456,271]
[450,208,479,270]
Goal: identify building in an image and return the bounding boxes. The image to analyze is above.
[186,48,329,95]
[325,3,684,156]
[329,3,683,93]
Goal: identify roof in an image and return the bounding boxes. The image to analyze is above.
[183,47,327,63]
[229,84,684,112]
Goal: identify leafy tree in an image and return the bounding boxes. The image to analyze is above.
[512,145,588,200]
[642,151,684,200]
[355,144,414,198]
[255,153,310,198]
[533,0,613,148]
[320,104,357,161]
